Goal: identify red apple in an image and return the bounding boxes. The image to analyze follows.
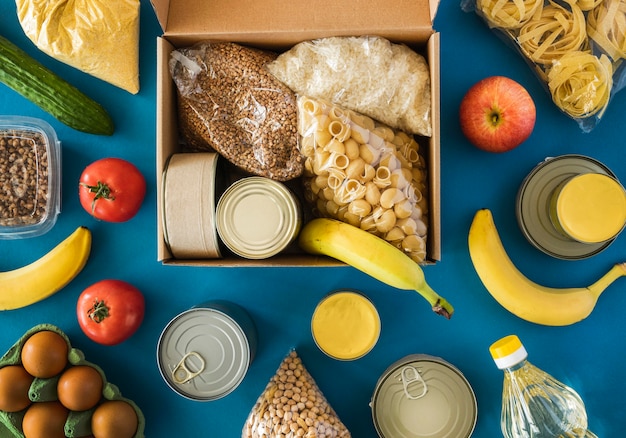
[459,76,536,153]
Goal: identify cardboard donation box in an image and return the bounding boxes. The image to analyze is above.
[151,0,442,267]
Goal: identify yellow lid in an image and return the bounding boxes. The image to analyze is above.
[489,335,527,369]
[311,290,380,361]
[554,173,626,243]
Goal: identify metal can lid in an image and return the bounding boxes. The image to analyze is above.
[157,307,252,401]
[516,154,619,260]
[371,354,477,438]
[216,176,301,259]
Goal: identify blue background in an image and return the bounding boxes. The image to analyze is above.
[1,0,625,436]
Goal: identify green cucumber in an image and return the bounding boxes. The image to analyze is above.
[0,34,114,135]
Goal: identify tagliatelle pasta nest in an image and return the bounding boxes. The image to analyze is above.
[297,96,429,264]
[465,0,626,131]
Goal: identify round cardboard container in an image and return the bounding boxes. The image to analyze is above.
[371,354,477,438]
[516,154,621,260]
[216,176,301,259]
[157,301,257,401]
[162,152,223,259]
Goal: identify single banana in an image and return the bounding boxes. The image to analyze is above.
[298,217,454,319]
[468,208,626,326]
[0,226,91,310]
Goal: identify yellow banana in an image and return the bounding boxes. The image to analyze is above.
[468,208,626,326]
[0,226,91,310]
[298,217,454,319]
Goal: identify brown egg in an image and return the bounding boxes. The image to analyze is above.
[57,365,103,411]
[21,331,68,378]
[91,400,138,438]
[0,365,34,412]
[22,401,68,438]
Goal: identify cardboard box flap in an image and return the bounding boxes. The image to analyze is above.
[152,0,437,47]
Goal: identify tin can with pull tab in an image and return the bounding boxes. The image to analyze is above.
[156,300,257,401]
[370,354,477,438]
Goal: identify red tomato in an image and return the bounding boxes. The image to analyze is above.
[79,157,146,222]
[77,280,145,346]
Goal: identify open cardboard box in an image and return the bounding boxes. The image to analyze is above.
[151,0,441,267]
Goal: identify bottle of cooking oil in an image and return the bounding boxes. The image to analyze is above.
[489,335,597,438]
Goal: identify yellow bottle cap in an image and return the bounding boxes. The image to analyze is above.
[489,335,528,369]
[554,173,626,243]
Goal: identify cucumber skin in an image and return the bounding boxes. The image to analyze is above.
[0,35,114,136]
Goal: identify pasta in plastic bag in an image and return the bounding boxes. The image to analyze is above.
[298,96,429,264]
[16,0,140,94]
[169,42,303,182]
[242,350,351,438]
[461,0,626,133]
[266,36,432,137]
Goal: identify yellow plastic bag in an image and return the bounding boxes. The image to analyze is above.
[16,0,140,94]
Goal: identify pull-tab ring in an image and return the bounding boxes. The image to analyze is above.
[401,365,428,400]
[171,351,206,384]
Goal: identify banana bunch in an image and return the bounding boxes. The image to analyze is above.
[298,218,454,319]
[0,226,91,310]
[468,209,626,326]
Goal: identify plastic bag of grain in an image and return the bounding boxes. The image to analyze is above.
[242,350,351,438]
[169,42,303,182]
[267,36,432,137]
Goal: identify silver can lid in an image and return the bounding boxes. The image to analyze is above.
[516,154,618,259]
[157,307,251,401]
[216,176,301,259]
[371,354,477,438]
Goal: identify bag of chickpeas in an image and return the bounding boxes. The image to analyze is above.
[242,350,351,438]
[297,96,429,263]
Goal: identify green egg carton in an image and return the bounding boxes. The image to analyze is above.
[0,323,145,438]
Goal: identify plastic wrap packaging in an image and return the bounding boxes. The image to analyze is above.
[16,0,140,94]
[266,36,432,138]
[461,0,626,133]
[298,96,429,264]
[242,350,351,438]
[169,42,303,182]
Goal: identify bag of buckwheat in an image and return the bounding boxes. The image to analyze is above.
[242,350,351,438]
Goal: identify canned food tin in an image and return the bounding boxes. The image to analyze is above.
[162,153,224,259]
[311,290,380,361]
[216,176,301,259]
[371,354,477,438]
[156,300,257,401]
[516,154,623,259]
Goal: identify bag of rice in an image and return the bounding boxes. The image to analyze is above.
[267,36,432,137]
[243,350,351,438]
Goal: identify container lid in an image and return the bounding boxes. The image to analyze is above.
[311,290,380,360]
[371,355,477,438]
[489,335,528,370]
[0,116,61,239]
[216,177,301,259]
[554,173,626,243]
[516,155,618,259]
[157,307,251,401]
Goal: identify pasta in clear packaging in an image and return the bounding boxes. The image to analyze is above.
[461,0,626,132]
[297,96,429,264]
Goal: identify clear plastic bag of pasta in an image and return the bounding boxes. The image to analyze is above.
[242,350,351,438]
[460,0,626,133]
[297,96,429,264]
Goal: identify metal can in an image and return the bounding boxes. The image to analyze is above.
[156,300,257,401]
[161,153,224,259]
[370,354,477,438]
[516,154,624,259]
[216,176,301,259]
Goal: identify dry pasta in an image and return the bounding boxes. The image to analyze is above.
[298,96,429,263]
[587,0,626,60]
[477,0,544,28]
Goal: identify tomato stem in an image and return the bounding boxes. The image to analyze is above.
[81,181,115,213]
[88,299,110,323]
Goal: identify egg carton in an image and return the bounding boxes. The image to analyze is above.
[0,323,145,438]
